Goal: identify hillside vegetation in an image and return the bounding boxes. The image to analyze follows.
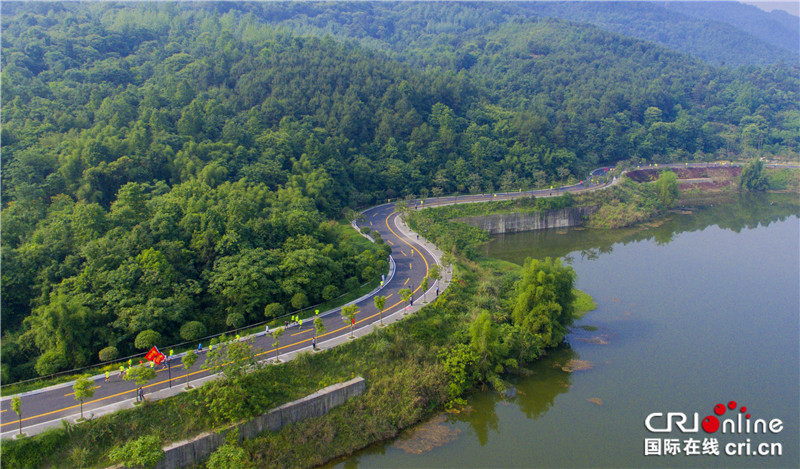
[1,2,798,384]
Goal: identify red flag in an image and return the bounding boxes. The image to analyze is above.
[144,345,161,363]
[153,352,166,365]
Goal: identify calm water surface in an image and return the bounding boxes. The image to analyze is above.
[333,195,799,468]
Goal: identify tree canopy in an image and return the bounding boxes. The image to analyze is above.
[1,2,797,383]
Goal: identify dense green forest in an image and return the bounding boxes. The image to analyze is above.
[1,2,798,383]
[244,2,799,161]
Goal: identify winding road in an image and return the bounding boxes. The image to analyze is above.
[1,161,794,438]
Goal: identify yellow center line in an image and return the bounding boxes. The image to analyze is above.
[64,385,101,397]
[254,297,406,359]
[291,328,313,337]
[2,369,187,428]
[2,300,410,429]
[384,211,430,298]
[400,250,407,257]
[387,240,394,246]
[0,409,6,413]
[385,293,393,299]
[403,278,409,285]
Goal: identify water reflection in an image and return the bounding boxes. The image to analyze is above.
[438,346,578,448]
[483,193,800,264]
[448,400,498,446]
[512,347,576,420]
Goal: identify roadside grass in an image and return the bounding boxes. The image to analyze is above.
[476,256,521,273]
[766,168,800,191]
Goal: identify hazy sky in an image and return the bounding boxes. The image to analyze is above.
[737,1,799,16]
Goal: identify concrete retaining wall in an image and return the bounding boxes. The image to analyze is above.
[455,206,599,234]
[153,377,365,469]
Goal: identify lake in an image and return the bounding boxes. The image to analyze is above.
[331,194,799,468]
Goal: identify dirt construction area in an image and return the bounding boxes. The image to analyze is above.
[626,166,742,191]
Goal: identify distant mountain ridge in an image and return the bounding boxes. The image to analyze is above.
[663,1,799,53]
[517,1,799,67]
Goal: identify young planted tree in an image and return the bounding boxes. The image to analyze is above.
[11,396,22,436]
[272,327,285,362]
[373,295,387,325]
[182,350,198,388]
[421,276,429,302]
[432,186,443,204]
[441,253,454,276]
[201,336,262,424]
[429,264,441,284]
[313,317,326,350]
[124,365,157,403]
[73,375,96,420]
[341,304,359,338]
[203,335,258,381]
[399,288,412,313]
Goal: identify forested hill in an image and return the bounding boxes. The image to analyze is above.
[517,1,799,67]
[0,3,798,383]
[242,1,799,162]
[663,1,799,56]
[0,4,564,382]
[244,2,799,68]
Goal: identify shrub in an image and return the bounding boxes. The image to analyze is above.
[108,435,164,469]
[134,330,161,350]
[180,321,206,341]
[264,302,284,320]
[226,313,245,329]
[291,293,309,310]
[98,346,119,363]
[344,276,359,291]
[360,266,375,282]
[35,349,69,376]
[207,443,254,469]
[322,285,339,301]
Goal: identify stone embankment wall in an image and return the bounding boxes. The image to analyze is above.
[455,206,599,234]
[152,377,365,469]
